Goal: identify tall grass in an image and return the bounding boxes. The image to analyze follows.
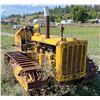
[1,35,26,96]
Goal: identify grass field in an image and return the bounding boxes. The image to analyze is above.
[1,23,18,33]
[1,23,100,95]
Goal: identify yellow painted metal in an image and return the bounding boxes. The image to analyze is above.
[34,47,38,53]
[14,30,76,48]
[39,49,44,66]
[45,51,49,58]
[14,28,32,51]
[15,35,21,47]
[26,73,33,83]
[83,42,88,73]
[34,32,40,37]
[13,65,22,76]
[13,65,28,91]
[55,41,64,81]
[31,33,76,46]
[34,23,40,30]
[55,40,87,82]
[34,23,40,32]
[47,51,54,66]
[34,42,41,53]
[44,51,54,66]
[13,29,88,84]
[56,72,86,82]
[14,29,24,46]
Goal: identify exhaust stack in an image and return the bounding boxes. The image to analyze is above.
[43,6,50,38]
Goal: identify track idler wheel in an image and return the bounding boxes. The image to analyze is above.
[86,57,98,79]
[81,57,98,84]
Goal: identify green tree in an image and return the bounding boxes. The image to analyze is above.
[89,10,97,19]
[55,17,62,22]
[72,6,89,23]
[50,15,56,22]
[62,13,72,19]
[97,12,100,18]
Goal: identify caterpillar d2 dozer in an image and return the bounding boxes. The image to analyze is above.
[4,6,98,95]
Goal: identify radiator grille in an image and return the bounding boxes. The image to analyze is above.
[62,43,87,76]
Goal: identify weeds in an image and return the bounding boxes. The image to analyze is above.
[1,35,26,96]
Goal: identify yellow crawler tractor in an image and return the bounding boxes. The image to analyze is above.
[4,6,98,95]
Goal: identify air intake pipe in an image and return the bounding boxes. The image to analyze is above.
[43,6,50,38]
